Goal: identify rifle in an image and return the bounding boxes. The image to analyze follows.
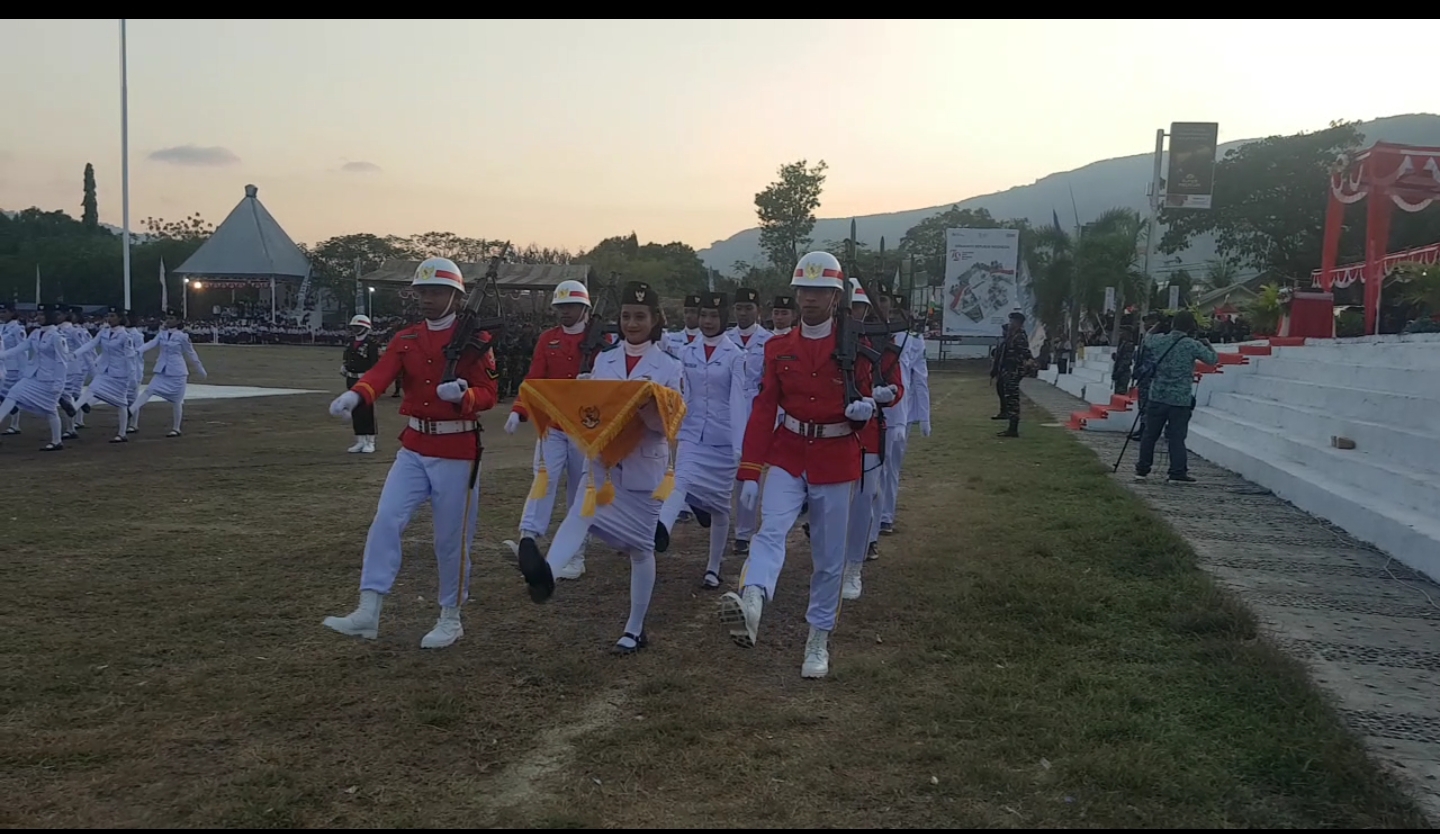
[578,270,622,374]
[441,241,510,410]
[837,225,908,467]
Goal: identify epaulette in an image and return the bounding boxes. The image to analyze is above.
[399,333,420,340]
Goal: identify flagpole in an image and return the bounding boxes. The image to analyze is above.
[120,19,133,311]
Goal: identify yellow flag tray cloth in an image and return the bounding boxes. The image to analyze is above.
[515,379,688,517]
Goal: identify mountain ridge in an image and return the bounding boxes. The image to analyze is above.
[697,113,1440,275]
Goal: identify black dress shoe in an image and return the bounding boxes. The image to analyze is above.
[516,536,554,603]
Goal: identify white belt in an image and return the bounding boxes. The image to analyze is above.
[782,413,853,439]
[408,417,477,435]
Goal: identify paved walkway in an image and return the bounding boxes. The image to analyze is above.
[1022,379,1440,821]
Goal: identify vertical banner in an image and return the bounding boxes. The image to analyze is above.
[1103,286,1117,313]
[1165,122,1219,210]
[942,227,1021,337]
[1167,284,1181,309]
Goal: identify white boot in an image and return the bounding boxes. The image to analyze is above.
[322,589,383,639]
[841,562,863,600]
[557,554,586,580]
[361,435,376,454]
[420,606,463,649]
[801,626,830,679]
[347,436,366,453]
[718,585,764,648]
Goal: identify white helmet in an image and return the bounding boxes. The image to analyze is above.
[791,251,845,290]
[848,277,870,305]
[551,279,592,308]
[411,257,465,293]
[348,314,372,329]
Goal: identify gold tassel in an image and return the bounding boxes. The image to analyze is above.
[596,479,616,506]
[527,459,550,501]
[581,480,597,517]
[653,467,675,501]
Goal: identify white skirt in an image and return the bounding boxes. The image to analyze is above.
[5,376,64,416]
[0,371,19,399]
[65,372,86,397]
[89,373,134,409]
[143,374,188,403]
[673,440,738,514]
[581,481,662,554]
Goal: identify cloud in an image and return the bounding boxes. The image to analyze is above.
[147,145,240,166]
[341,160,382,174]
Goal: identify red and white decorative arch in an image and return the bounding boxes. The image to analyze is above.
[1317,143,1440,334]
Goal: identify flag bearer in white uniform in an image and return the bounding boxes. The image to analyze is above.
[321,257,499,650]
[515,281,684,655]
[132,308,208,438]
[60,307,91,436]
[655,290,746,589]
[503,279,594,580]
[74,308,139,443]
[663,293,702,359]
[0,304,25,436]
[0,304,73,451]
[879,293,931,535]
[719,252,878,679]
[724,287,771,556]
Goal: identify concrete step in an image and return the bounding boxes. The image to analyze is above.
[1206,390,1440,476]
[1187,421,1440,583]
[1247,355,1428,394]
[1192,406,1440,517]
[1231,373,1440,435]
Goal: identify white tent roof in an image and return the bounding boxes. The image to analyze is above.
[174,184,311,278]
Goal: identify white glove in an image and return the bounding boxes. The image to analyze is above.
[921,421,932,438]
[504,412,521,434]
[893,424,907,443]
[844,397,875,422]
[196,369,208,381]
[739,480,760,511]
[330,390,360,418]
[576,373,593,380]
[873,384,897,405]
[437,379,468,403]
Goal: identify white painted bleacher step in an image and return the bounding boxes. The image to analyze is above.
[1187,336,1440,582]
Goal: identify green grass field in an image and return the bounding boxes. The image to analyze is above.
[0,345,1425,828]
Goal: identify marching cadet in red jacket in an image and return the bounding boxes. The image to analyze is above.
[840,277,903,603]
[718,250,879,680]
[322,256,499,650]
[501,279,594,581]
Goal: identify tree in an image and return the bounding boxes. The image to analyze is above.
[1158,121,1366,281]
[754,159,827,270]
[306,233,418,318]
[81,163,98,232]
[576,234,710,307]
[143,213,214,241]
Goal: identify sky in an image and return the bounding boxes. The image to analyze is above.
[0,19,1434,254]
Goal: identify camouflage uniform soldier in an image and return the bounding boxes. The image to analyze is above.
[1129,312,1162,441]
[995,310,1033,438]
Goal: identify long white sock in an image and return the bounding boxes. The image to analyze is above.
[625,550,657,637]
[543,509,592,572]
[707,508,732,574]
[115,402,129,436]
[0,397,16,428]
[171,400,183,431]
[46,412,62,445]
[657,488,687,531]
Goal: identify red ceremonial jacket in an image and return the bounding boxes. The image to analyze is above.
[352,321,499,460]
[857,336,905,454]
[511,325,585,421]
[737,327,876,486]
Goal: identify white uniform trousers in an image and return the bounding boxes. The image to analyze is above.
[878,426,909,526]
[518,430,585,538]
[739,468,853,632]
[360,448,480,608]
[846,453,881,563]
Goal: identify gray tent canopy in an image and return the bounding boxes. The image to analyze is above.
[173,184,310,279]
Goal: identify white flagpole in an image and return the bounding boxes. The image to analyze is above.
[120,19,132,311]
[159,258,168,311]
[35,264,41,305]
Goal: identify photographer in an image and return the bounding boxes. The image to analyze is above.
[1133,310,1217,483]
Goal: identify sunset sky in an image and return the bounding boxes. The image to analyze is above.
[0,19,1432,253]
